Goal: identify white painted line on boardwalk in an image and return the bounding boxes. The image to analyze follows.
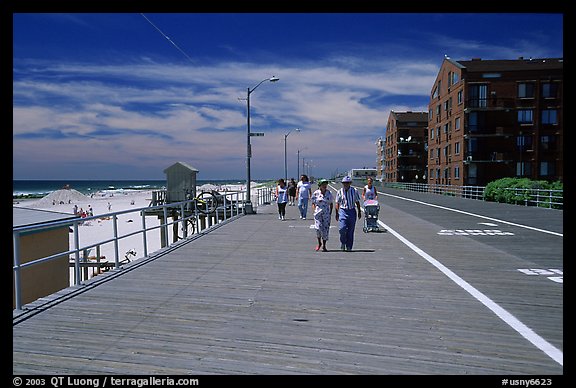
[377,219,564,367]
[379,191,563,237]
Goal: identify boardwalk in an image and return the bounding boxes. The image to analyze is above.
[13,185,563,375]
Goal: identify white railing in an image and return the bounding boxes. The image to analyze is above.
[13,192,245,311]
[501,188,563,209]
[383,182,486,200]
[381,182,563,209]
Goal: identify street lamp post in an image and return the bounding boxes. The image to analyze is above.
[245,76,279,214]
[284,128,300,181]
[297,147,307,179]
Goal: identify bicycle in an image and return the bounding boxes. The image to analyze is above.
[177,190,222,238]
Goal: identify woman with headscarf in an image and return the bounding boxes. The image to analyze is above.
[311,179,333,252]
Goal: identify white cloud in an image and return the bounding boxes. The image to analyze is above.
[13,57,440,179]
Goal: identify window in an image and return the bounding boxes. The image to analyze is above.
[517,162,532,177]
[516,135,533,150]
[540,161,555,176]
[468,84,487,107]
[430,128,434,139]
[455,116,461,130]
[541,109,558,125]
[455,142,460,155]
[468,112,486,131]
[457,90,463,104]
[541,83,558,98]
[517,109,533,124]
[448,72,458,85]
[454,166,460,179]
[432,85,439,99]
[518,83,535,98]
[540,135,556,151]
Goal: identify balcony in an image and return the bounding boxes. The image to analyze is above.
[464,151,513,164]
[464,97,516,112]
[463,126,513,138]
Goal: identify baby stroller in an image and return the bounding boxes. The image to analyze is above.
[362,199,381,233]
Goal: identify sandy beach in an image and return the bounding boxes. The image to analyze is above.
[16,183,264,284]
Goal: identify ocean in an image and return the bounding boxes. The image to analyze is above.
[13,179,255,199]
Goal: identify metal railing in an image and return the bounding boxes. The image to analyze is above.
[13,191,246,311]
[382,182,486,200]
[379,182,563,209]
[501,187,563,209]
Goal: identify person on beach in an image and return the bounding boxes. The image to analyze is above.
[335,176,361,251]
[362,177,378,201]
[296,174,312,220]
[311,179,333,252]
[276,178,289,220]
[287,178,297,206]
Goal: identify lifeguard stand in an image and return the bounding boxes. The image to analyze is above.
[145,162,199,248]
[164,161,199,203]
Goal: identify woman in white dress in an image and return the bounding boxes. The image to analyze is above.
[311,179,333,252]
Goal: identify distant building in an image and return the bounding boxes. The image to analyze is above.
[348,168,377,184]
[376,136,385,180]
[383,111,428,183]
[427,57,563,186]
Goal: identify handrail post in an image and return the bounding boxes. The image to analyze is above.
[180,203,186,238]
[13,231,22,311]
[113,214,120,269]
[141,211,148,258]
[73,222,81,285]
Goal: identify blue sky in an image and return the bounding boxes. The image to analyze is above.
[12,13,563,180]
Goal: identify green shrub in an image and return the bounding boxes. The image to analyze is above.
[484,178,563,207]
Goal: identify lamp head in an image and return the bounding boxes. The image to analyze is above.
[269,76,280,82]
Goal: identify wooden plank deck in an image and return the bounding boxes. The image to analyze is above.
[13,188,563,375]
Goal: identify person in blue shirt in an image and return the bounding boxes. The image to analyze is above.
[335,176,361,251]
[296,174,312,220]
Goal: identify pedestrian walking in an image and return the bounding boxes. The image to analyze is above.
[362,177,378,201]
[335,176,361,251]
[296,174,312,219]
[276,178,289,220]
[288,178,297,206]
[311,179,333,252]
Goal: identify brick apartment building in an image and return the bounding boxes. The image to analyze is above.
[427,57,563,186]
[382,111,428,182]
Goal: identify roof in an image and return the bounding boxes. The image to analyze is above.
[13,207,77,229]
[163,161,199,174]
[455,57,563,72]
[391,111,428,123]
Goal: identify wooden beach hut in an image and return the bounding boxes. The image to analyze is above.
[146,162,199,247]
[164,161,199,203]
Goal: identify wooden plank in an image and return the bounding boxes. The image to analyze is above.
[13,194,563,374]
